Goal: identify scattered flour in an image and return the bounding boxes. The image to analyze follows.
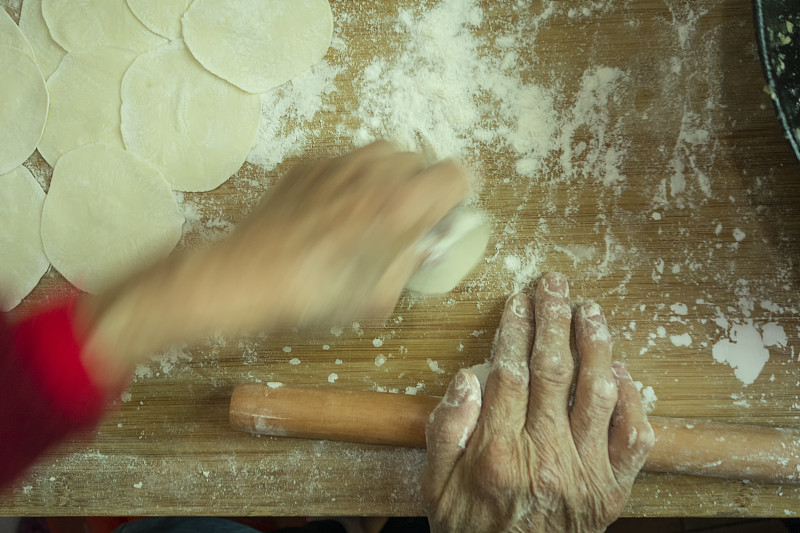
[328,373,338,383]
[427,358,446,374]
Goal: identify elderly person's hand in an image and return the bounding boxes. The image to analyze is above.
[422,272,654,533]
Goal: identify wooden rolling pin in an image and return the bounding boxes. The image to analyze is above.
[230,383,800,484]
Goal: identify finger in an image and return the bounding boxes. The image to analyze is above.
[570,302,618,463]
[527,272,575,429]
[421,369,482,503]
[608,363,655,486]
[479,293,534,435]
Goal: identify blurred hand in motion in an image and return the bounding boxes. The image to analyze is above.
[422,272,654,533]
[226,140,469,329]
[80,142,468,385]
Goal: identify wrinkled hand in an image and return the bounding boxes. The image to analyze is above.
[421,273,654,533]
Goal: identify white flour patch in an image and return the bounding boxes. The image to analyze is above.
[247,61,342,171]
[427,358,446,374]
[633,381,658,413]
[712,321,770,386]
[670,333,692,347]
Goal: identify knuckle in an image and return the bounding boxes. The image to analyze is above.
[534,463,563,498]
[491,358,530,392]
[585,374,618,407]
[531,349,574,386]
[478,438,519,491]
[542,300,572,321]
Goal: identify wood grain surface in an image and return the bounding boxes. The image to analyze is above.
[3,0,800,518]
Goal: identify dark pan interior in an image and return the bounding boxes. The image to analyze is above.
[754,0,800,163]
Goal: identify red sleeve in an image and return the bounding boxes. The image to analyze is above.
[0,301,109,488]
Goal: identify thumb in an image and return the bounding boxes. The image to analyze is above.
[421,369,482,506]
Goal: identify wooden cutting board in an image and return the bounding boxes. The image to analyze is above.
[3,0,800,518]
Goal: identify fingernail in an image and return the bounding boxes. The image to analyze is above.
[508,293,531,319]
[543,272,568,297]
[580,301,604,323]
[612,362,629,380]
[442,370,470,407]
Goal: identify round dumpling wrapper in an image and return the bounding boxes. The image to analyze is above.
[0,7,35,59]
[182,0,333,94]
[120,40,260,192]
[41,143,184,294]
[126,0,193,40]
[0,165,49,311]
[39,46,137,167]
[41,0,165,53]
[0,45,48,175]
[19,0,66,79]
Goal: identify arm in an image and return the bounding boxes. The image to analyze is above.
[78,141,468,385]
[0,142,467,487]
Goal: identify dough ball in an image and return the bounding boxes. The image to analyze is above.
[41,143,184,294]
[126,0,193,40]
[182,0,333,94]
[120,40,261,191]
[19,0,66,80]
[38,46,137,167]
[0,45,48,175]
[406,209,490,294]
[0,166,49,311]
[0,6,35,59]
[41,0,165,53]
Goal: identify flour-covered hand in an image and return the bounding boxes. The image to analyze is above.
[421,272,654,533]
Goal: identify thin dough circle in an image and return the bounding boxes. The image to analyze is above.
[38,46,137,167]
[19,0,66,80]
[182,0,333,94]
[0,7,35,59]
[41,0,165,53]
[41,143,184,294]
[126,0,193,40]
[0,166,49,311]
[406,209,490,294]
[120,40,261,191]
[0,45,48,175]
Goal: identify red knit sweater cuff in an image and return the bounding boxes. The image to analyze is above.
[10,299,108,427]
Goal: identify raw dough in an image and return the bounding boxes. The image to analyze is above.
[182,0,333,93]
[406,208,490,294]
[126,0,193,40]
[41,143,184,294]
[19,0,66,79]
[0,7,35,59]
[0,166,49,311]
[38,46,137,167]
[41,0,165,53]
[0,45,48,175]
[120,40,260,191]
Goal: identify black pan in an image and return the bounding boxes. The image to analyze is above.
[754,0,800,162]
